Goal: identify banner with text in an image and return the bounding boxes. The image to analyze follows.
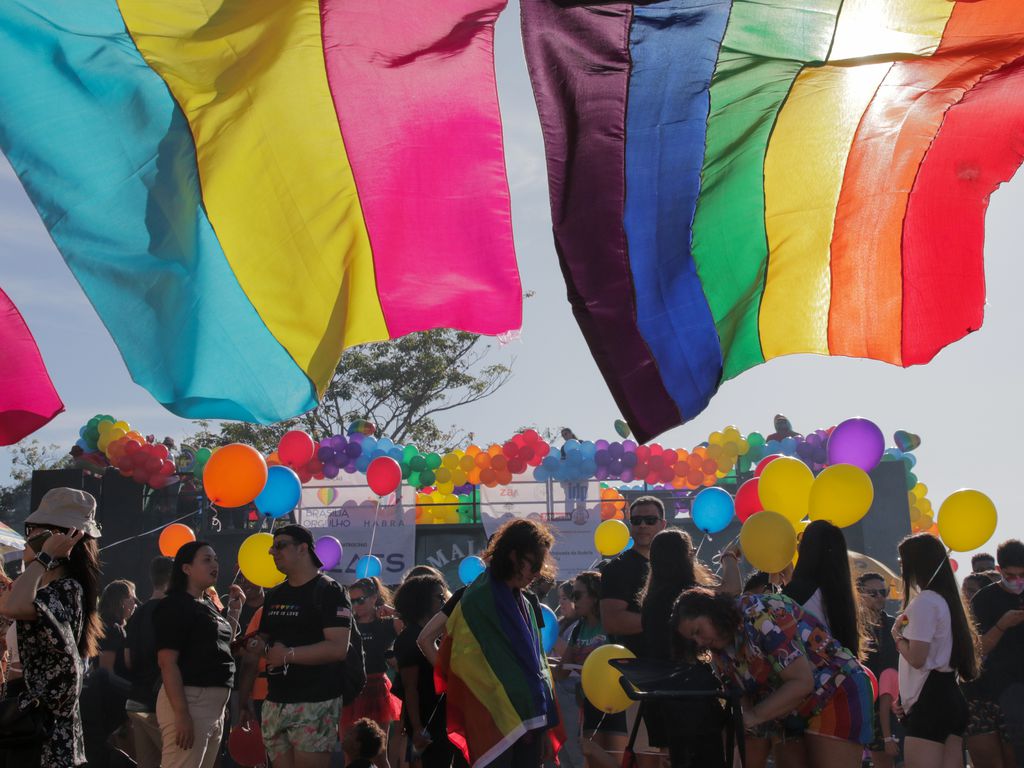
[298,482,415,586]
[480,480,601,577]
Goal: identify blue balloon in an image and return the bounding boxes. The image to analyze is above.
[691,487,735,534]
[625,537,634,551]
[254,466,302,518]
[533,466,549,482]
[458,556,486,586]
[539,604,559,653]
[355,555,382,579]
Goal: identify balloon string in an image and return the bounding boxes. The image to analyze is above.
[587,713,607,742]
[695,532,708,558]
[98,509,199,552]
[367,496,382,559]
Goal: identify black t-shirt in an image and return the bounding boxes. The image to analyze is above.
[358,618,397,675]
[864,611,898,679]
[99,620,126,655]
[394,624,445,739]
[600,549,650,657]
[154,592,235,688]
[258,575,352,703]
[124,598,162,709]
[971,582,1024,698]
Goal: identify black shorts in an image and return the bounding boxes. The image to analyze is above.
[582,699,627,734]
[904,671,968,743]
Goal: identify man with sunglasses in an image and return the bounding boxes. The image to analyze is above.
[598,496,667,767]
[857,572,899,768]
[237,524,351,768]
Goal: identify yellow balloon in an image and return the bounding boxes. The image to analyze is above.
[740,511,797,573]
[594,520,630,556]
[238,533,285,588]
[581,644,636,714]
[757,457,813,524]
[938,489,997,552]
[808,464,874,528]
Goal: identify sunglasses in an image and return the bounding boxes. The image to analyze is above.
[270,539,296,551]
[24,523,68,537]
[571,591,587,601]
[352,596,371,606]
[860,589,887,597]
[630,515,661,526]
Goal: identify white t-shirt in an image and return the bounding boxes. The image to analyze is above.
[803,588,829,632]
[898,589,953,710]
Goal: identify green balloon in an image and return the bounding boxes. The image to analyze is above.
[905,471,918,491]
[401,463,413,480]
[403,444,418,461]
[410,455,427,472]
[747,432,765,447]
[419,469,436,487]
[425,453,442,470]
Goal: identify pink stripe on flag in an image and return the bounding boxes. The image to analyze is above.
[319,0,521,337]
[0,287,64,445]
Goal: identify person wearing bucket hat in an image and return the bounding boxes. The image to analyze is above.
[236,523,351,766]
[0,487,103,767]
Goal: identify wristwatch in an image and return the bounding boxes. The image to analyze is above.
[34,551,56,570]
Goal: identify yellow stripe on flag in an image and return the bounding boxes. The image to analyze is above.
[759,0,953,359]
[118,0,389,390]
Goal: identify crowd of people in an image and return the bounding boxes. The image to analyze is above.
[1,487,1023,768]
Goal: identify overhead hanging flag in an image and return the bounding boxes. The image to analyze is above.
[0,0,520,424]
[0,287,64,445]
[522,0,1024,441]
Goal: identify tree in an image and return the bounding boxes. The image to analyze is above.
[0,440,73,524]
[184,330,512,453]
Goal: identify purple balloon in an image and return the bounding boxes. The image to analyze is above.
[620,468,635,483]
[323,464,340,479]
[345,442,362,458]
[623,440,637,452]
[827,418,885,472]
[595,439,609,451]
[318,446,335,462]
[314,536,343,570]
[608,442,624,459]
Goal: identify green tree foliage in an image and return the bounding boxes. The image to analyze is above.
[185,330,512,453]
[0,440,73,524]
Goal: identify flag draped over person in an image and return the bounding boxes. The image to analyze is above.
[0,0,521,424]
[522,0,1024,441]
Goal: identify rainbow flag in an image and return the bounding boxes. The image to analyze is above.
[0,287,64,445]
[523,0,1024,442]
[436,574,563,766]
[0,0,520,423]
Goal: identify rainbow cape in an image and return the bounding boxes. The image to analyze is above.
[436,573,563,766]
[0,0,520,423]
[523,0,1024,442]
[0,287,63,445]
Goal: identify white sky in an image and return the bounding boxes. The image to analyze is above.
[1,1,1020,563]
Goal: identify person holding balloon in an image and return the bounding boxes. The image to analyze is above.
[673,586,875,768]
[341,577,401,768]
[154,540,244,768]
[555,570,627,766]
[892,534,978,768]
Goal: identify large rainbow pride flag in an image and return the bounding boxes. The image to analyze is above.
[0,0,520,423]
[523,0,1024,442]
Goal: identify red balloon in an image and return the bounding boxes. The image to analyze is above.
[278,430,315,468]
[754,454,784,477]
[228,721,266,767]
[950,558,959,573]
[735,478,764,522]
[367,457,402,496]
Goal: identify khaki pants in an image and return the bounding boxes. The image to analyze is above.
[157,685,230,768]
[126,710,162,768]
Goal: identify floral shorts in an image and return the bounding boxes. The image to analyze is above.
[966,696,1011,740]
[262,697,343,759]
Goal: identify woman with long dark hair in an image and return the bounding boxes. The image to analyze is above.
[393,573,455,768]
[97,579,136,673]
[783,520,865,658]
[154,540,242,768]
[673,587,874,768]
[638,530,738,766]
[894,534,979,767]
[0,487,104,767]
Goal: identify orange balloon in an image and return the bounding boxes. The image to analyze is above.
[159,523,196,557]
[203,444,268,507]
